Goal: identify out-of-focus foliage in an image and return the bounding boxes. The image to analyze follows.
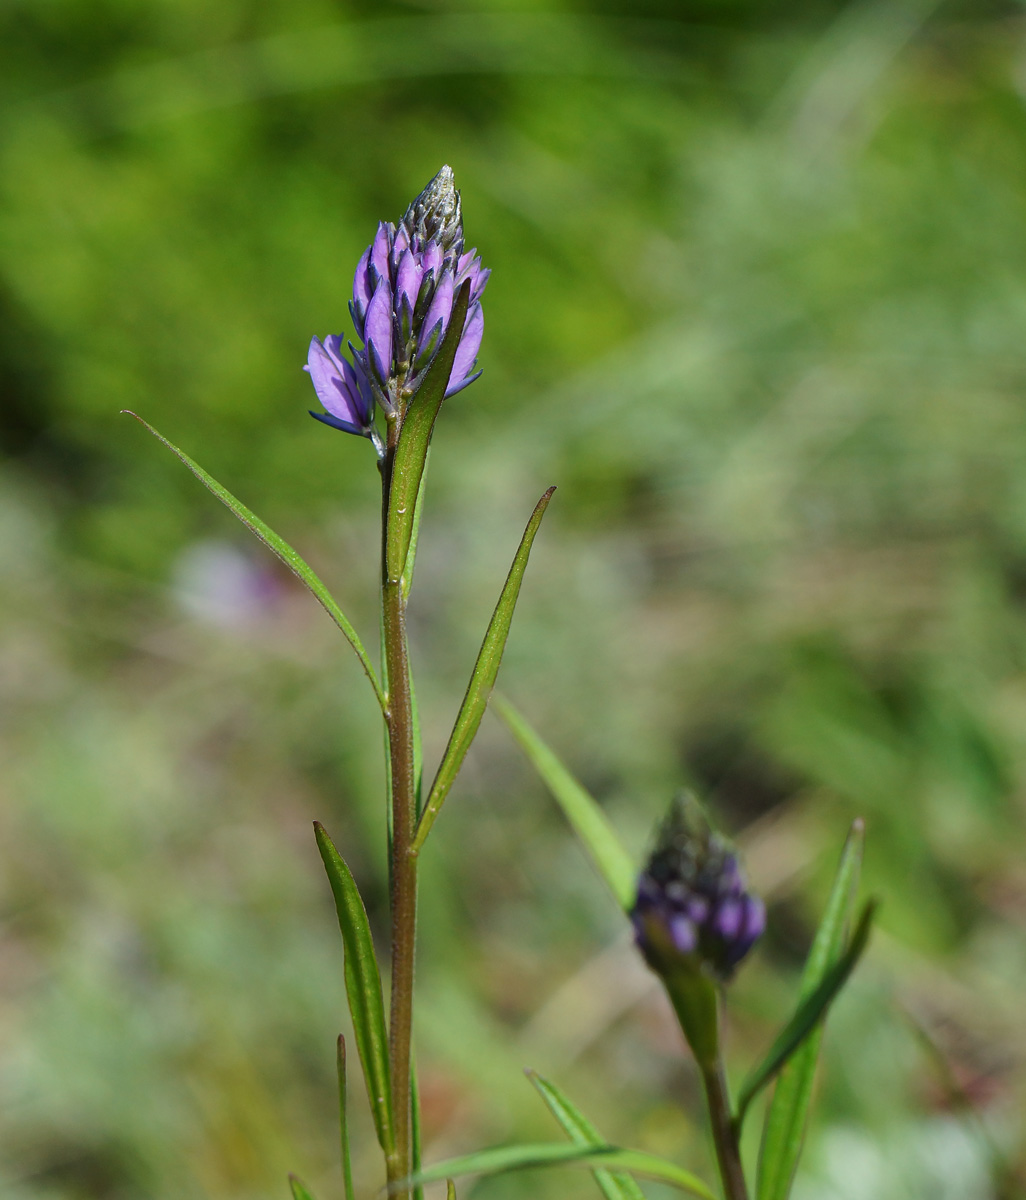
[2,1,1025,1198]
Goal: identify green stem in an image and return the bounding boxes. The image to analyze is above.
[381,426,419,1196]
[663,970,749,1200]
[701,1061,750,1200]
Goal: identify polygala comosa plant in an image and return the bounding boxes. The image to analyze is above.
[127,166,875,1200]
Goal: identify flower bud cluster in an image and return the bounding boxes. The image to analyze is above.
[306,166,488,446]
[632,798,765,981]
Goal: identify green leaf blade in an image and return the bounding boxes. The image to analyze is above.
[289,1175,317,1200]
[394,1143,715,1199]
[125,412,386,712]
[528,1070,645,1200]
[492,695,637,910]
[385,281,471,584]
[315,822,394,1157]
[413,488,556,851]
[736,897,876,1129]
[756,820,865,1200]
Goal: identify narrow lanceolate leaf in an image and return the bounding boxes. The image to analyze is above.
[125,412,386,713]
[736,899,876,1128]
[527,1070,645,1200]
[385,280,471,583]
[393,1143,716,1199]
[315,822,394,1156]
[756,821,864,1200]
[492,695,636,911]
[402,449,430,603]
[446,1183,457,1200]
[289,1175,317,1200]
[337,1036,355,1200]
[412,489,556,852]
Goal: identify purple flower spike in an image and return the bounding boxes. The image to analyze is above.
[632,795,765,981]
[304,165,488,447]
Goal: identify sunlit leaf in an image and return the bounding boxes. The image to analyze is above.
[393,1142,716,1198]
[125,412,386,713]
[736,899,876,1127]
[527,1070,645,1200]
[315,822,394,1156]
[492,695,636,910]
[756,820,865,1200]
[413,488,556,851]
[384,281,470,583]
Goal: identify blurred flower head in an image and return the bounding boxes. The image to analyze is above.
[632,796,765,982]
[306,165,488,446]
[173,540,282,629]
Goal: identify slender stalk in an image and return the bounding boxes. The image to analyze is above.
[381,423,419,1196]
[702,1061,750,1200]
[664,971,750,1200]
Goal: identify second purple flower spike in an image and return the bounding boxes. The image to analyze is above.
[632,795,765,981]
[306,165,489,451]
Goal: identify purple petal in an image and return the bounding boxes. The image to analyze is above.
[341,358,373,425]
[352,247,372,315]
[364,278,394,382]
[421,241,443,274]
[305,337,364,427]
[669,915,697,954]
[443,369,482,399]
[393,224,410,256]
[471,266,490,301]
[446,302,483,392]
[714,897,743,940]
[418,269,453,353]
[370,222,392,287]
[741,895,766,943]
[323,334,347,370]
[396,250,424,314]
[309,409,364,436]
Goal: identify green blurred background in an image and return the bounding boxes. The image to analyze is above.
[2,0,1025,1197]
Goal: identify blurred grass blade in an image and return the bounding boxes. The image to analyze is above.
[492,695,636,910]
[337,1036,355,1200]
[385,281,470,583]
[289,1175,317,1200]
[125,412,386,713]
[413,488,556,851]
[527,1070,645,1200]
[736,899,876,1128]
[315,822,394,1156]
[447,1183,457,1200]
[757,820,865,1200]
[394,1143,716,1198]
